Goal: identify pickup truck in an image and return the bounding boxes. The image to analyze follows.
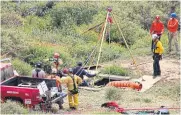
[1,76,66,110]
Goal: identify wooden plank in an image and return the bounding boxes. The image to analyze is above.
[83,65,102,70]
[78,86,102,91]
[133,75,162,92]
[98,74,130,80]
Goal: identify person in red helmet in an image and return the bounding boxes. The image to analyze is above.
[52,52,63,71]
[150,15,164,51]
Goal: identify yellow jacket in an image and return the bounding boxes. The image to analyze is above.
[153,41,164,55]
[61,75,82,91]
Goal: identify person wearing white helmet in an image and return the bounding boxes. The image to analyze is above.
[152,34,164,78]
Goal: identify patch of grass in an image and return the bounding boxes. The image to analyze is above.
[12,58,33,76]
[143,98,152,103]
[105,87,123,100]
[101,65,129,76]
[1,100,28,114]
[148,80,180,100]
[133,98,141,102]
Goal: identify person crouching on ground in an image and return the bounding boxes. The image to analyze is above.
[152,34,164,78]
[61,68,82,110]
[73,62,96,86]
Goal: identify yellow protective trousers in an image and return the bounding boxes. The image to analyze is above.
[68,93,79,109]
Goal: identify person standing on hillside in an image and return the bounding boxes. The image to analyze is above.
[150,15,164,51]
[167,13,179,54]
[32,62,46,78]
[52,52,63,70]
[152,34,164,78]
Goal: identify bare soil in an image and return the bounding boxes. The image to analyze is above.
[58,55,180,114]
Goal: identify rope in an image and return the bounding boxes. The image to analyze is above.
[94,11,110,86]
[112,13,144,81]
[81,22,104,35]
[123,107,180,111]
[87,20,106,72]
[95,11,110,71]
[108,16,111,83]
[74,20,106,79]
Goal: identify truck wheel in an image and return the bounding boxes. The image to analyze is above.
[5,97,23,105]
[51,103,59,113]
[33,104,41,111]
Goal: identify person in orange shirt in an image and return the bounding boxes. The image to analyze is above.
[167,13,179,54]
[150,15,164,51]
[47,68,64,109]
[47,68,62,90]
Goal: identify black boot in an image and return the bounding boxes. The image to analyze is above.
[153,73,157,79]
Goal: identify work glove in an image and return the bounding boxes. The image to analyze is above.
[152,55,154,60]
[159,55,162,60]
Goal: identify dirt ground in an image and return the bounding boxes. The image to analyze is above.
[58,55,180,114]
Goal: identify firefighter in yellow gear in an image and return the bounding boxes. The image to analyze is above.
[61,68,82,109]
[152,34,164,77]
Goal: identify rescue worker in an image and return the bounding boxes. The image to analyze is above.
[152,34,164,78]
[47,68,64,109]
[61,68,82,110]
[43,53,63,75]
[32,62,46,78]
[150,15,164,51]
[167,13,179,54]
[73,62,96,86]
[52,52,63,70]
[47,68,62,91]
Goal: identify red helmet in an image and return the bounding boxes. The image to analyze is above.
[54,53,60,58]
[63,68,69,74]
[155,15,160,20]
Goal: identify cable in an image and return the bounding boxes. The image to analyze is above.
[112,13,144,81]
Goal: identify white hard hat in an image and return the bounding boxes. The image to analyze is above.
[152,34,158,40]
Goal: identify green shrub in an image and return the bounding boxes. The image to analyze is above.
[12,58,32,76]
[1,12,24,27]
[51,5,98,28]
[1,28,30,55]
[133,98,141,102]
[105,87,123,100]
[101,43,124,62]
[143,98,152,103]
[1,100,28,114]
[101,65,129,76]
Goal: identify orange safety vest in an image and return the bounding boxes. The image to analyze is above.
[150,20,164,34]
[167,18,178,33]
[47,75,61,87]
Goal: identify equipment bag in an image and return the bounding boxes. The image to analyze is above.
[70,75,79,94]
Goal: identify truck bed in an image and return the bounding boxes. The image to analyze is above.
[1,77,56,88]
